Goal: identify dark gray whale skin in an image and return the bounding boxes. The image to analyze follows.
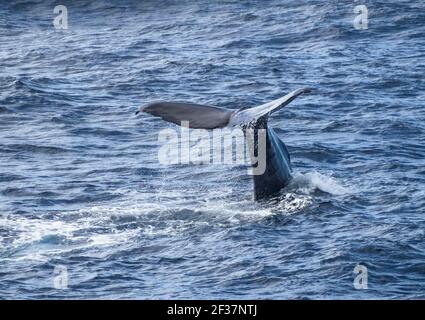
[137,88,309,201]
[246,116,292,201]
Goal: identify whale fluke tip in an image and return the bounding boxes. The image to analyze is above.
[135,106,146,115]
[298,87,312,94]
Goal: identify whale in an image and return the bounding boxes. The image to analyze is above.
[136,88,310,200]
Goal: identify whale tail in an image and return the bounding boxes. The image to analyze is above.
[136,101,233,129]
[136,88,311,129]
[228,88,311,126]
[136,88,311,200]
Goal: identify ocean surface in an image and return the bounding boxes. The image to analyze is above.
[1,0,424,299]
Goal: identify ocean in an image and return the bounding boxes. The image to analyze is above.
[0,0,424,299]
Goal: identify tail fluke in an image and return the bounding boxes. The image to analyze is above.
[136,88,311,129]
[228,88,311,126]
[136,101,233,129]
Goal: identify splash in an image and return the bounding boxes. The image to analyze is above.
[274,193,313,212]
[0,172,349,262]
[289,171,351,196]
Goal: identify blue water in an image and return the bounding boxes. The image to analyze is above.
[1,0,424,299]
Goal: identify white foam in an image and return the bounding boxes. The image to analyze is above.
[290,171,351,195]
[0,172,349,262]
[0,215,78,248]
[275,193,313,212]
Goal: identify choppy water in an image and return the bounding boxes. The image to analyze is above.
[1,0,425,299]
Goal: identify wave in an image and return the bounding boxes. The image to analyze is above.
[0,106,11,113]
[0,171,348,261]
[0,143,72,155]
[289,171,351,196]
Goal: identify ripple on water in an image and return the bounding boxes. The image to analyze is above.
[0,0,424,299]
